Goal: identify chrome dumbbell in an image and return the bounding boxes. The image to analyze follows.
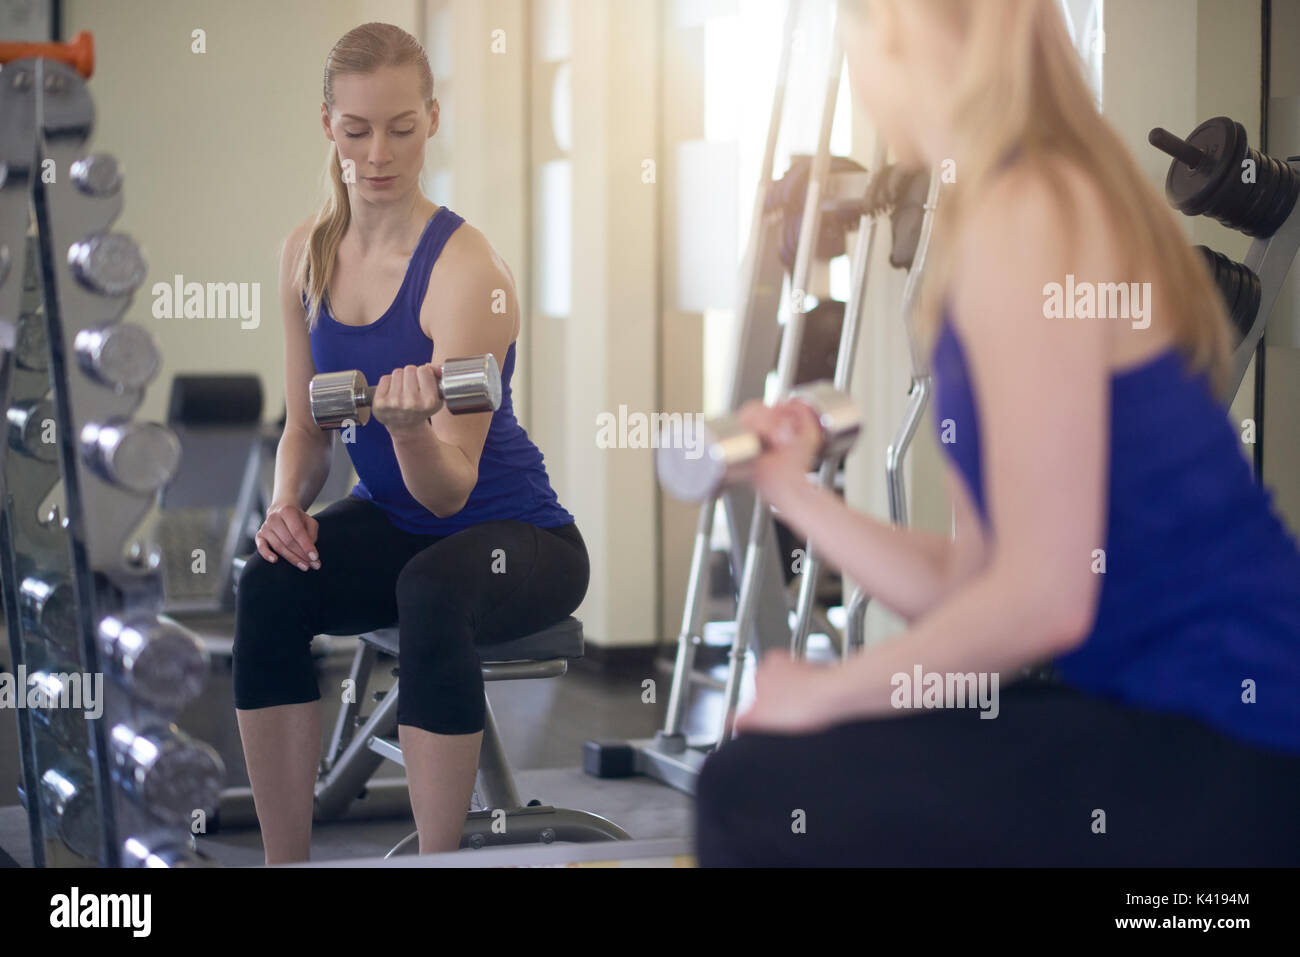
[98,612,209,712]
[655,381,862,502]
[108,722,224,827]
[309,354,502,430]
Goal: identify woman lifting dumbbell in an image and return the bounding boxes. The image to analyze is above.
[695,0,1300,866]
[232,22,588,864]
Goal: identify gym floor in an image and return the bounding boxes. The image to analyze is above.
[0,612,743,866]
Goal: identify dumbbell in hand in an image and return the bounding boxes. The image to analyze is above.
[656,381,861,502]
[309,354,502,430]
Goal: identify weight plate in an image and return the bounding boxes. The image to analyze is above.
[1193,245,1216,287]
[1211,253,1236,317]
[1167,116,1241,216]
[1195,247,1221,312]
[1234,153,1286,237]
[1224,151,1271,233]
[1205,122,1255,224]
[1263,160,1300,235]
[1216,261,1237,323]
[1234,268,1262,340]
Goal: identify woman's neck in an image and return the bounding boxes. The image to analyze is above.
[347,193,439,253]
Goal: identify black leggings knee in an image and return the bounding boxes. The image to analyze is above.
[232,495,589,735]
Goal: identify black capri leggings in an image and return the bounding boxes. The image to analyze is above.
[232,495,589,735]
[695,675,1300,866]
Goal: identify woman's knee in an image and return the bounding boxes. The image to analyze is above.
[696,737,766,825]
[391,576,483,733]
[396,688,485,736]
[695,738,775,865]
[232,554,314,665]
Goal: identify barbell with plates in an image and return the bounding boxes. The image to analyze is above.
[1149,117,1300,238]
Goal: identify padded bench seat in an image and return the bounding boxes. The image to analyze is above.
[360,616,584,663]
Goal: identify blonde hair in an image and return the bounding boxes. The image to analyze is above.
[297,22,435,332]
[866,0,1234,398]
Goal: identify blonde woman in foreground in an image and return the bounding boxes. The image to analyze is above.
[696,0,1300,866]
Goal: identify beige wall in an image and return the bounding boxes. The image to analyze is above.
[562,0,661,647]
[64,0,421,430]
[658,12,708,643]
[1263,0,1300,536]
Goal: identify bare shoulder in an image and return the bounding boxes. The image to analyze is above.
[425,219,520,339]
[278,216,317,287]
[951,154,1122,336]
[956,155,1116,272]
[945,153,1120,383]
[437,220,514,282]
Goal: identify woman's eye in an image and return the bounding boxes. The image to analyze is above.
[344,131,366,138]
[394,129,415,136]
[343,130,415,138]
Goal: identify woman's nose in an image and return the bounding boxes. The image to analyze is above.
[368,136,393,167]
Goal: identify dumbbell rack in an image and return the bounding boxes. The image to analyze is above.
[0,45,224,866]
[587,0,940,794]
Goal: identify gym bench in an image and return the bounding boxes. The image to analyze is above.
[307,615,631,853]
[228,556,630,854]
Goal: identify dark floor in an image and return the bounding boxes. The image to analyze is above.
[0,610,753,867]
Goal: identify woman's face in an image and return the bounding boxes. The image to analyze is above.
[322,65,437,199]
[838,0,948,167]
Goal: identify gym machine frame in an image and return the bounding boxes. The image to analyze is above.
[587,1,941,795]
[0,37,224,867]
[842,169,940,654]
[1218,185,1300,399]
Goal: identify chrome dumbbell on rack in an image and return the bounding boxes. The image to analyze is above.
[0,37,223,867]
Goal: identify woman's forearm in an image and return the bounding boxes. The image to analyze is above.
[823,567,1081,723]
[390,422,476,517]
[271,427,334,510]
[764,472,957,622]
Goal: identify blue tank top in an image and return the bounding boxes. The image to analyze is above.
[931,311,1300,756]
[307,207,575,534]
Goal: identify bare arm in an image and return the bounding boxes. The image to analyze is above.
[271,429,333,514]
[271,220,334,512]
[754,398,989,623]
[255,221,334,569]
[765,477,960,622]
[379,227,515,517]
[821,162,1112,720]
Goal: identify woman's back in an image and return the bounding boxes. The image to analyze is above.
[932,313,1300,755]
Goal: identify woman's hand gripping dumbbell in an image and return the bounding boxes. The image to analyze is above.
[656,381,862,502]
[309,354,503,433]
